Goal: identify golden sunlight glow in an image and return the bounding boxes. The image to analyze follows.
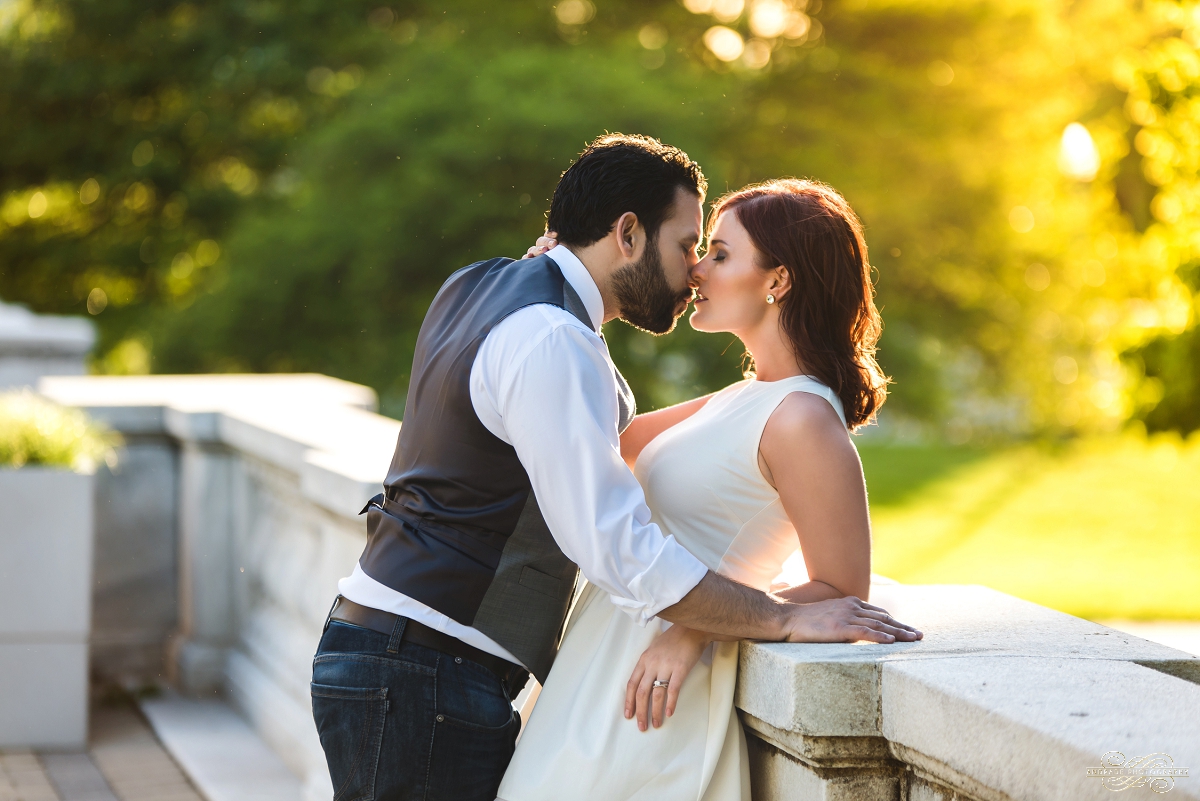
[711,0,745,24]
[27,191,47,219]
[554,0,595,25]
[683,0,715,13]
[1009,205,1035,233]
[743,38,772,69]
[784,12,811,40]
[87,287,108,315]
[750,0,790,38]
[1059,122,1100,181]
[79,178,100,205]
[927,60,954,86]
[638,23,668,50]
[704,26,745,61]
[195,239,221,266]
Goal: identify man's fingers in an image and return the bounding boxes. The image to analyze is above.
[847,625,895,644]
[846,604,922,635]
[851,616,922,641]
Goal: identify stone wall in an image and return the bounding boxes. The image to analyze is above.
[0,299,93,390]
[39,374,1200,801]
[739,584,1200,801]
[41,374,399,801]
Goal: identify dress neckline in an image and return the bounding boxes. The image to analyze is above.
[745,373,820,386]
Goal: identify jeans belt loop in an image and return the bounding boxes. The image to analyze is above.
[385,614,407,654]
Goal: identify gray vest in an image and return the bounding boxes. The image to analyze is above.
[358,255,634,682]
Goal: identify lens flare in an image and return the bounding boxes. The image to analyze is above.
[1059,123,1100,181]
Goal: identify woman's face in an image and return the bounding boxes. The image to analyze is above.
[688,210,779,335]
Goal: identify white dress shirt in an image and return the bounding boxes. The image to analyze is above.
[338,246,709,667]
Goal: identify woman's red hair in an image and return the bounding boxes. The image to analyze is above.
[710,179,889,430]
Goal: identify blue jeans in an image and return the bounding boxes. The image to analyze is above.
[311,618,522,801]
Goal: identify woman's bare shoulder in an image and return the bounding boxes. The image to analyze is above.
[762,390,848,450]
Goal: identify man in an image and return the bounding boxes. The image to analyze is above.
[311,133,920,801]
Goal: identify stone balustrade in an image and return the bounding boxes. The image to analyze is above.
[40,374,396,801]
[38,374,1200,801]
[0,299,94,390]
[739,584,1200,800]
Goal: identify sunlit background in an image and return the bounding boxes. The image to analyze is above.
[1,0,1198,621]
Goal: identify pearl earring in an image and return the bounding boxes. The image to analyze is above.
[766,294,776,305]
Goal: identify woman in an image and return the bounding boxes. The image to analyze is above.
[498,179,892,801]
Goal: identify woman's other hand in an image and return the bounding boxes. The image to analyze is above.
[521,231,558,259]
[624,624,709,731]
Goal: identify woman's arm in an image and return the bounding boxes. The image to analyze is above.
[758,391,873,601]
[619,394,713,469]
[624,392,891,731]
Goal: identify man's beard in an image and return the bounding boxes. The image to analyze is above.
[611,236,692,335]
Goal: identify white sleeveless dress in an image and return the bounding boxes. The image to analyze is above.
[497,376,847,801]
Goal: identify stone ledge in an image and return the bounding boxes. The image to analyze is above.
[738,583,1200,801]
[736,584,1200,740]
[40,374,400,521]
[882,656,1200,801]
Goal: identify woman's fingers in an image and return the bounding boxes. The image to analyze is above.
[635,672,655,731]
[651,680,668,729]
[665,672,682,719]
[625,661,645,720]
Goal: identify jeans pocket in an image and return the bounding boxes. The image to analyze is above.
[427,710,520,801]
[311,683,389,801]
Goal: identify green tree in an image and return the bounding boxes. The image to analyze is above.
[151,35,743,414]
[4,0,1196,437]
[1118,1,1200,435]
[0,0,406,367]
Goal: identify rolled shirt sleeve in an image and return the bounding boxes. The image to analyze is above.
[470,306,708,625]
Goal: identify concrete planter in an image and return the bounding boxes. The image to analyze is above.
[0,466,94,748]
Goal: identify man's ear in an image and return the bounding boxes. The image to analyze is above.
[614,212,640,260]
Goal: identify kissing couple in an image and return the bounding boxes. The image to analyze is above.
[311,133,922,801]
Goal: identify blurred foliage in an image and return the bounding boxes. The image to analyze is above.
[0,0,400,362]
[150,36,744,413]
[1118,3,1200,434]
[1,0,1198,434]
[0,389,121,470]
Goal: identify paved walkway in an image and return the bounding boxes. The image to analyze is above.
[0,702,203,801]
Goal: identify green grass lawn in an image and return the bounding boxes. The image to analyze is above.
[857,433,1200,621]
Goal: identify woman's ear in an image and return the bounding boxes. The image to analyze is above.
[769,265,792,301]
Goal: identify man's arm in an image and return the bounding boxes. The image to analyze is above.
[659,571,919,643]
[474,310,919,643]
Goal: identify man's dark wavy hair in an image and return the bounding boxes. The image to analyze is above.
[547,133,707,247]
